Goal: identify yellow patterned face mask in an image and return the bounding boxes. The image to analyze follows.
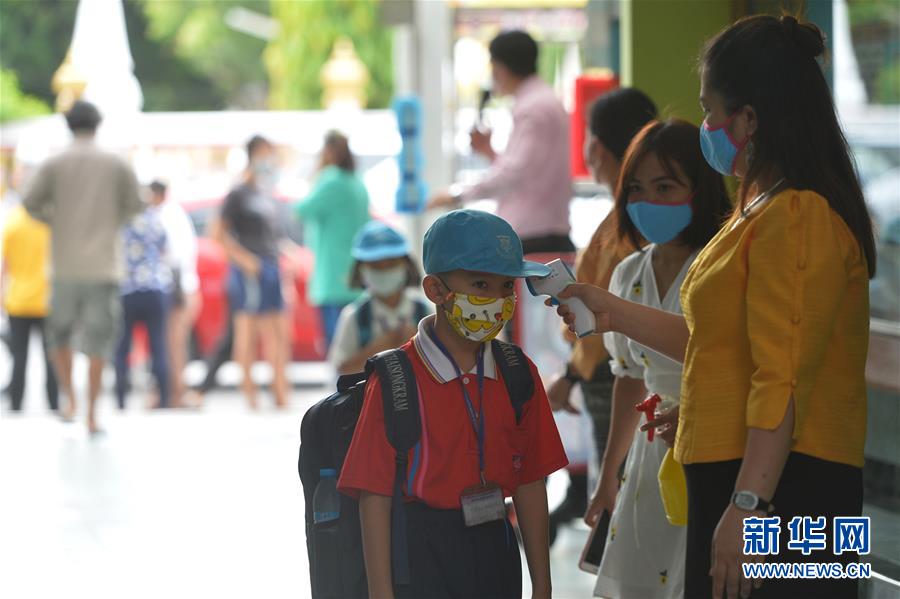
[445,293,517,343]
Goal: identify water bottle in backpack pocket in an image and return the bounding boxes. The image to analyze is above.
[313,469,341,524]
[311,469,344,595]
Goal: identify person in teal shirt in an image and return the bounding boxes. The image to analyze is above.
[296,131,370,348]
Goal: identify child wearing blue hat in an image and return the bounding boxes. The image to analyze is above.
[338,209,568,599]
[329,221,430,374]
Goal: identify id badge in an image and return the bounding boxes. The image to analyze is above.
[460,482,506,527]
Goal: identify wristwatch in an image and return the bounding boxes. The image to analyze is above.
[563,363,581,384]
[732,490,775,514]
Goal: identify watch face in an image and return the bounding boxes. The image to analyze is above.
[734,492,758,510]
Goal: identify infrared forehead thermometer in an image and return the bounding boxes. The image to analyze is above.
[526,259,597,339]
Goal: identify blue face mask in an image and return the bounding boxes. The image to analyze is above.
[626,200,693,245]
[699,113,749,176]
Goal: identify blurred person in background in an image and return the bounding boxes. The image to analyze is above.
[278,252,298,376]
[544,88,658,543]
[1,203,58,413]
[0,174,12,357]
[149,180,201,407]
[185,216,236,406]
[24,100,144,434]
[185,301,234,405]
[0,163,23,219]
[295,131,370,349]
[114,199,172,410]
[329,221,429,375]
[0,166,26,359]
[216,135,289,410]
[429,30,573,254]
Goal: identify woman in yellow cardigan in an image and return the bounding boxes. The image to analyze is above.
[554,15,876,599]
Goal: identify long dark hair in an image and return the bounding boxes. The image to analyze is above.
[322,131,355,173]
[701,14,876,277]
[616,119,732,251]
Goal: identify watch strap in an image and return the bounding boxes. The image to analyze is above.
[732,490,775,513]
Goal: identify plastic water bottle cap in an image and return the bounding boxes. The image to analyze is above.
[319,468,337,477]
[314,511,340,524]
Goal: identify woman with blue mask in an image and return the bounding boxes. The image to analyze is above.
[545,88,657,545]
[328,221,431,375]
[586,119,730,599]
[553,15,877,599]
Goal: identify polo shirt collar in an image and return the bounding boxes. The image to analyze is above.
[413,315,497,383]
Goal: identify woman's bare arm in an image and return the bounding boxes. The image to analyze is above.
[556,284,690,363]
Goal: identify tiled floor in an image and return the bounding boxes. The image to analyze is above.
[0,356,596,599]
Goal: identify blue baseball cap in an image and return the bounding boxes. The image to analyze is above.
[423,209,551,278]
[352,221,410,262]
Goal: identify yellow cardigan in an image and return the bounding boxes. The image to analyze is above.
[675,189,869,467]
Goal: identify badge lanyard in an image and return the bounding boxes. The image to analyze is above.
[427,326,488,484]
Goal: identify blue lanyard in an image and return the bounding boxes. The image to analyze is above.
[427,326,487,481]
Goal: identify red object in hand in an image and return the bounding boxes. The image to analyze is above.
[635,394,662,441]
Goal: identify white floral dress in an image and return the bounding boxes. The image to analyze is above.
[593,245,697,599]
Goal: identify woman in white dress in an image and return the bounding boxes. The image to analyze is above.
[586,119,732,598]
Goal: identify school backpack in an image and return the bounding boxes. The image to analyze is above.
[298,339,535,599]
[353,295,432,347]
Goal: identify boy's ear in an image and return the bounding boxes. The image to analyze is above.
[423,274,450,305]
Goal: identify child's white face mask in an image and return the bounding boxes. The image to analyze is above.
[444,292,517,343]
[361,265,407,297]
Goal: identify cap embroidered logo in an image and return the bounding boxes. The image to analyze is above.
[497,235,512,254]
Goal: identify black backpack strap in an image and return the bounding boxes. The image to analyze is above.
[366,349,420,587]
[355,297,374,348]
[490,339,534,425]
[336,371,367,393]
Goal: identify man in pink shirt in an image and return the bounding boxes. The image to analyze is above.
[430,31,574,254]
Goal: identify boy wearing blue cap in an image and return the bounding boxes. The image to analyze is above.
[338,210,568,598]
[329,221,431,375]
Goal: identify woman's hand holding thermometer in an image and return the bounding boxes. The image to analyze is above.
[526,259,597,338]
[530,267,621,336]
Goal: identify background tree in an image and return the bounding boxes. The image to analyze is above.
[127,0,231,110]
[138,0,269,109]
[0,0,78,107]
[0,0,267,114]
[0,69,52,123]
[848,0,900,104]
[265,0,393,109]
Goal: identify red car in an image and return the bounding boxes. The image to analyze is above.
[184,196,326,362]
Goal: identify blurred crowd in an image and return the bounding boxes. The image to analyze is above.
[0,99,377,433]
